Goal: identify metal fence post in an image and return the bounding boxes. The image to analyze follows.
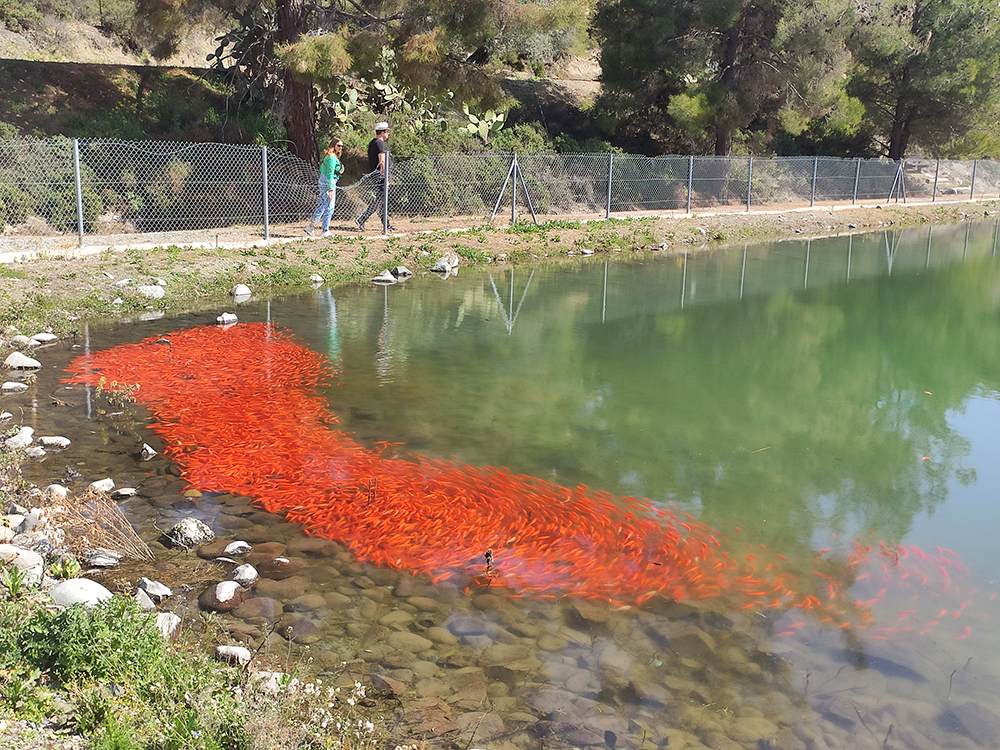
[853,158,861,204]
[383,149,390,234]
[72,138,84,247]
[511,154,518,225]
[686,155,693,214]
[969,159,978,201]
[605,153,613,220]
[932,159,940,202]
[261,145,270,241]
[746,157,753,212]
[810,156,818,207]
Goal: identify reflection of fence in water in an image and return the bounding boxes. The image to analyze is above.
[2,137,1000,242]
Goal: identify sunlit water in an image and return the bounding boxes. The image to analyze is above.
[13,220,1000,749]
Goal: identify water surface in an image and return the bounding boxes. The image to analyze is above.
[14,221,1000,749]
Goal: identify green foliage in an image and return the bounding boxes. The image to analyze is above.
[0,183,34,225]
[0,0,42,30]
[846,0,1000,159]
[593,0,855,155]
[462,102,507,144]
[16,597,165,683]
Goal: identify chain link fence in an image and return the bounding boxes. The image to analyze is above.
[2,137,999,251]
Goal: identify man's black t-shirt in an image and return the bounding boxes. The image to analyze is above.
[367,137,387,175]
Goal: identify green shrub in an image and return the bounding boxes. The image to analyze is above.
[0,182,34,224]
[0,0,44,30]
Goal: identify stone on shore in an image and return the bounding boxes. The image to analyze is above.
[49,578,114,608]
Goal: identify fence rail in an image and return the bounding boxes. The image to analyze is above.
[1,138,999,248]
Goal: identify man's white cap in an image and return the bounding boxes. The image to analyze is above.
[374,122,390,131]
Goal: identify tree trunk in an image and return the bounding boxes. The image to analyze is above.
[276,0,318,165]
[888,66,913,161]
[283,74,318,165]
[713,9,745,157]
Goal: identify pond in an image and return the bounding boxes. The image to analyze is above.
[14,220,1000,749]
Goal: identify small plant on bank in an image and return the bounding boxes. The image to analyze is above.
[47,555,81,581]
[0,562,33,600]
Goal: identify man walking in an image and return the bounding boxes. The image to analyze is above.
[357,122,395,232]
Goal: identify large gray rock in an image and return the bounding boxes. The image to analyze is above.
[199,580,247,612]
[166,518,215,548]
[0,544,44,586]
[49,578,114,608]
[4,426,34,450]
[4,351,41,369]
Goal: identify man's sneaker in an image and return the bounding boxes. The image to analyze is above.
[321,230,334,237]
[356,217,366,231]
[304,226,315,236]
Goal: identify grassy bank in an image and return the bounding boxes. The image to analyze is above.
[2,199,995,338]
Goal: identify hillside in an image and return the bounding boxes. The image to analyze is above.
[0,19,601,145]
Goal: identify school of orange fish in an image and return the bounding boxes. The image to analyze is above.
[66,323,987,635]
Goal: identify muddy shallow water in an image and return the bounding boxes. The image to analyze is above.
[7,224,1000,750]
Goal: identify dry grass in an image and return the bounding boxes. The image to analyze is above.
[35,488,153,562]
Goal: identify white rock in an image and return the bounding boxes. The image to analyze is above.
[0,411,12,421]
[138,577,173,602]
[4,514,26,533]
[0,526,13,544]
[217,312,238,325]
[582,248,594,256]
[84,548,121,567]
[215,644,252,666]
[231,284,252,297]
[114,278,133,287]
[24,446,46,460]
[4,351,41,369]
[44,484,69,501]
[11,335,30,347]
[110,487,137,500]
[151,277,167,286]
[223,541,252,556]
[88,477,115,493]
[430,259,452,274]
[232,563,259,587]
[391,265,413,278]
[372,270,396,284]
[214,579,244,603]
[166,517,215,547]
[5,426,34,450]
[135,588,155,609]
[49,578,114,608]
[137,285,165,299]
[30,332,57,344]
[155,612,181,640]
[309,273,324,283]
[1,382,28,393]
[38,436,71,449]
[140,443,157,460]
[112,298,123,306]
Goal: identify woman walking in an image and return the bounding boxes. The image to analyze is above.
[305,139,345,237]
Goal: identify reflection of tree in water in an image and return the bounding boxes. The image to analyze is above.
[580,258,1000,547]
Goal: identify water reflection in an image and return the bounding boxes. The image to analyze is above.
[12,222,1000,749]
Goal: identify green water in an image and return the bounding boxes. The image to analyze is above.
[271,223,1000,571]
[22,220,1000,749]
